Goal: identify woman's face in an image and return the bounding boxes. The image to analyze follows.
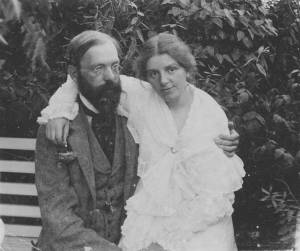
[146,53,189,104]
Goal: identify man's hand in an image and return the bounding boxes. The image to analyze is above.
[46,118,70,146]
[214,129,240,158]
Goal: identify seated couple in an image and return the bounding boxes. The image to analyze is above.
[35,30,245,251]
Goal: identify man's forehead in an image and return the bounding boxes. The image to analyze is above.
[81,42,119,66]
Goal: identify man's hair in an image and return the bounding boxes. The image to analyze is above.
[67,30,121,67]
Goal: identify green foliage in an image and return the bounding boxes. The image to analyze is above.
[0,0,21,44]
[1,0,300,248]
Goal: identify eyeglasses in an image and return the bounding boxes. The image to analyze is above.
[81,63,122,76]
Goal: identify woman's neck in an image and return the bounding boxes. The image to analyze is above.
[167,84,194,133]
[166,84,193,110]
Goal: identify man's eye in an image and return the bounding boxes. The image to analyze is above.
[112,64,121,72]
[94,65,104,72]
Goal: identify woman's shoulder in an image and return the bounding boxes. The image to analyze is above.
[193,86,219,106]
[192,86,228,125]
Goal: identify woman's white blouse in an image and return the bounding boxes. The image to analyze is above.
[38,75,245,251]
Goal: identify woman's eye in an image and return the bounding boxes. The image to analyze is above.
[149,71,158,78]
[167,67,177,73]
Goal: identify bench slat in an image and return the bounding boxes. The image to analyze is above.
[2,236,37,251]
[0,204,41,218]
[5,224,41,237]
[0,182,37,196]
[0,160,35,173]
[0,137,36,150]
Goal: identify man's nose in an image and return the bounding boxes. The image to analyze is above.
[103,67,115,81]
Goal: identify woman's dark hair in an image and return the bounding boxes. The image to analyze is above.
[134,33,197,82]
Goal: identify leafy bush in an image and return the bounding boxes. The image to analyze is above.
[1,0,300,248]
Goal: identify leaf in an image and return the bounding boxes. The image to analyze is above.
[0,59,5,69]
[237,30,245,41]
[218,30,226,39]
[0,35,8,45]
[162,0,176,4]
[199,9,208,20]
[128,1,138,8]
[237,10,245,16]
[224,9,235,27]
[178,0,191,6]
[254,19,264,26]
[258,6,267,15]
[211,17,223,28]
[256,63,267,77]
[10,0,21,18]
[201,0,212,12]
[0,0,22,20]
[274,148,285,159]
[243,111,265,126]
[216,54,223,64]
[205,46,214,56]
[136,28,144,42]
[248,28,254,39]
[273,114,293,131]
[239,15,249,27]
[131,16,138,25]
[262,188,270,195]
[242,36,253,48]
[231,49,241,61]
[223,54,235,65]
[168,7,182,16]
[258,46,264,55]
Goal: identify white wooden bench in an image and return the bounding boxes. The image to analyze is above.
[0,137,41,251]
[0,137,299,251]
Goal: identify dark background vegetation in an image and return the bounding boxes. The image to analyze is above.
[1,0,300,249]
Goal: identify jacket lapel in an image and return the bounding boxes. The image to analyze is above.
[68,108,96,204]
[121,116,139,201]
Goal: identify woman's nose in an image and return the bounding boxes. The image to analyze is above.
[160,72,169,85]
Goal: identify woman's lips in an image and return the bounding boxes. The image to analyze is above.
[161,87,173,92]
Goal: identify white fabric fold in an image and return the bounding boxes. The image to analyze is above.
[121,86,245,251]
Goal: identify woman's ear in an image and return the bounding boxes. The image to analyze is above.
[68,65,78,84]
[186,71,195,84]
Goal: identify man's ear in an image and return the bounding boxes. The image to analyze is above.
[68,65,79,84]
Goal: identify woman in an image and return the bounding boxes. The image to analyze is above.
[39,33,244,251]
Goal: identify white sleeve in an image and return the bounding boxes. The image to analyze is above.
[118,75,151,117]
[118,75,152,143]
[37,75,79,124]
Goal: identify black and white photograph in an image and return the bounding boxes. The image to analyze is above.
[0,0,300,250]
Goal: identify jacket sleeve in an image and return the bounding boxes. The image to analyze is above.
[35,125,121,251]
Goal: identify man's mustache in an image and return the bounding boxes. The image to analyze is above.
[95,79,122,112]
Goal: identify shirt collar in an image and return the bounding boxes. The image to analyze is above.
[79,93,99,114]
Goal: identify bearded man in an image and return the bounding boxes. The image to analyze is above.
[35,31,139,251]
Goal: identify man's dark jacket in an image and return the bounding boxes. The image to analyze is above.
[35,108,139,251]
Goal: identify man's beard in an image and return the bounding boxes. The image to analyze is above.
[78,73,122,123]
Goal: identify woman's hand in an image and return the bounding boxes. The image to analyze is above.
[214,129,240,157]
[45,118,70,146]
